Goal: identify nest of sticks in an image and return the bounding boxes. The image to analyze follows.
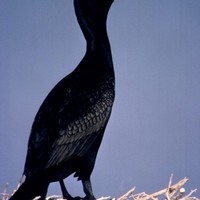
[1,175,199,200]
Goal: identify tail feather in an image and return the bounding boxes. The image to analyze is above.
[9,178,49,200]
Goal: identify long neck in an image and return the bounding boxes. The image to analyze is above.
[74,0,114,52]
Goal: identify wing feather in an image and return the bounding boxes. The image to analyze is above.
[24,73,115,175]
[45,95,112,168]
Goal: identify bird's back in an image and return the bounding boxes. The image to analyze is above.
[24,48,115,180]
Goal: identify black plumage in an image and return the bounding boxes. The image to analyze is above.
[9,0,114,199]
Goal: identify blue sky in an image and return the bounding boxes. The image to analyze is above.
[1,0,200,198]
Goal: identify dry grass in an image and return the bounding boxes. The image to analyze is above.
[1,175,199,200]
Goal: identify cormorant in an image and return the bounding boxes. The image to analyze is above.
[9,0,115,199]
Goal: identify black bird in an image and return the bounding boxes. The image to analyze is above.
[9,0,115,200]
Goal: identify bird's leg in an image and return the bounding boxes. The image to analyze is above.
[82,179,96,200]
[59,180,74,200]
[37,193,47,200]
[36,181,49,200]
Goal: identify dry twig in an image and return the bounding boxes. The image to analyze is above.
[2,176,199,200]
[0,183,9,200]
